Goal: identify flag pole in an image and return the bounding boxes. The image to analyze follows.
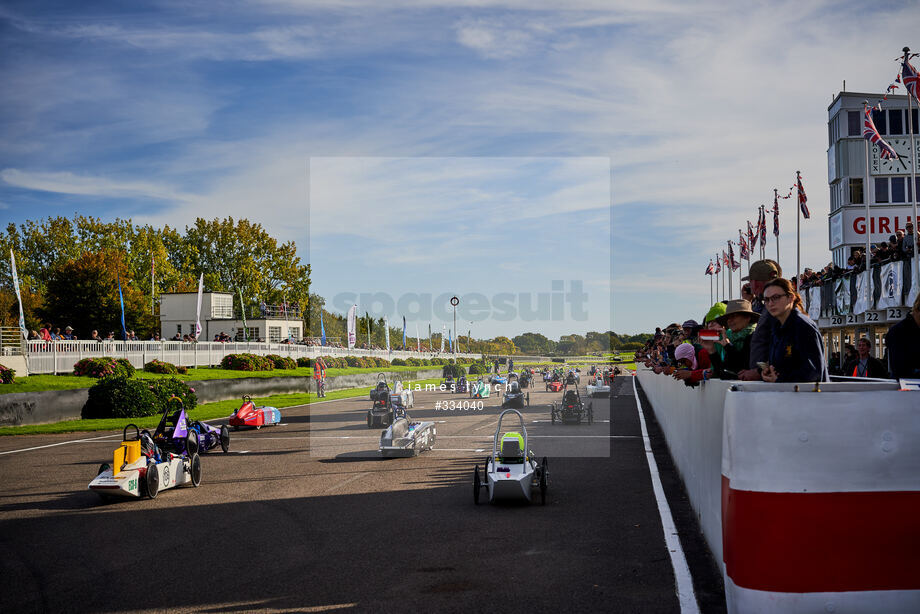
[904,47,920,302]
[796,171,801,293]
[864,102,874,313]
[774,189,780,266]
[710,266,713,306]
[727,242,733,299]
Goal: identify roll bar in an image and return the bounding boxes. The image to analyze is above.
[492,409,527,460]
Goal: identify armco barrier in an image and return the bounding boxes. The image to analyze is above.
[0,368,445,427]
[637,367,920,613]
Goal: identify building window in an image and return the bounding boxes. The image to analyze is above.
[235,327,259,341]
[211,294,233,318]
[177,324,182,334]
[912,109,919,132]
[888,109,903,135]
[871,109,887,135]
[289,327,300,340]
[847,111,860,136]
[891,177,906,203]
[849,178,863,204]
[269,326,282,342]
[908,177,920,202]
[874,177,889,203]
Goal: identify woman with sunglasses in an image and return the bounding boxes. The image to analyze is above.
[760,278,828,383]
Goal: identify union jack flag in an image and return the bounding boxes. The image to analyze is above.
[773,201,779,237]
[714,254,722,274]
[796,174,809,219]
[705,260,714,275]
[902,56,920,103]
[863,105,899,160]
[748,220,756,250]
[739,231,749,260]
[759,205,767,244]
[728,241,740,270]
[722,250,730,267]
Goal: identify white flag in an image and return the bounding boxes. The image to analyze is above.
[384,316,390,353]
[10,250,27,340]
[347,304,357,349]
[440,324,445,352]
[416,323,420,352]
[194,273,204,339]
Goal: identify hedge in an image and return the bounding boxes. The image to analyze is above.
[442,363,466,378]
[73,357,136,378]
[144,359,179,375]
[220,353,274,371]
[82,376,197,419]
[0,364,14,384]
[266,354,297,370]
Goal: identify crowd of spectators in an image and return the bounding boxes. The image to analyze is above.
[637,258,920,384]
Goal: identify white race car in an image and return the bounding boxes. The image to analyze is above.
[378,403,437,458]
[473,409,547,505]
[89,425,201,500]
[586,374,610,397]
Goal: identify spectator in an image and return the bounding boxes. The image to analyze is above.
[885,292,920,379]
[671,340,711,386]
[759,278,828,383]
[843,337,888,378]
[902,222,915,259]
[40,323,52,341]
[714,299,758,378]
[90,330,101,342]
[740,259,782,381]
[29,329,39,340]
[740,283,754,304]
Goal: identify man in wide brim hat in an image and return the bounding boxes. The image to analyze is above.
[738,259,782,381]
[715,299,759,378]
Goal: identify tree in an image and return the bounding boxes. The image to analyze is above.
[40,251,151,338]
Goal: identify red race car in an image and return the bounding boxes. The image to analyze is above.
[546,380,564,392]
[229,395,282,430]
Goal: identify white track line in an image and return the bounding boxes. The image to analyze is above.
[631,375,699,614]
[0,432,121,456]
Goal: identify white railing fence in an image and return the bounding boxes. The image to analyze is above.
[25,340,481,375]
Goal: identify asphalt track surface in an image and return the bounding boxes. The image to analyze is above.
[0,376,726,613]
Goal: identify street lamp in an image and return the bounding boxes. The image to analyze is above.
[450,296,459,354]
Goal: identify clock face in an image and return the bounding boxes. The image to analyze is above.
[870,137,920,175]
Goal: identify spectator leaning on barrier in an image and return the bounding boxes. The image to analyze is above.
[739,259,783,381]
[885,292,920,379]
[759,278,828,383]
[714,299,758,379]
[843,337,888,379]
[671,339,711,386]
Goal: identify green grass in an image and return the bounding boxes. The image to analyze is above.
[0,377,442,437]
[0,364,446,395]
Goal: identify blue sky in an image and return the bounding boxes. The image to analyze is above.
[2,1,918,337]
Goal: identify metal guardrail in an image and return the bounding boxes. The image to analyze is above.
[24,339,481,374]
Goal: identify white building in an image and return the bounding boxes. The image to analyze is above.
[159,292,303,342]
[827,91,918,267]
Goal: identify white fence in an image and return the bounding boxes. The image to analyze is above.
[25,340,481,375]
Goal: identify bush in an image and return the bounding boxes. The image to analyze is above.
[82,376,197,420]
[297,357,311,368]
[144,359,178,375]
[177,366,189,375]
[73,357,136,378]
[220,353,274,371]
[266,354,297,370]
[391,358,406,366]
[442,363,466,378]
[0,363,14,384]
[407,357,421,366]
[468,362,487,375]
[345,355,361,367]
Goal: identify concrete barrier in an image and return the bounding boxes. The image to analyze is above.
[637,366,920,612]
[0,368,447,427]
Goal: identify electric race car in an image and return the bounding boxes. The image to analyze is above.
[378,399,437,457]
[546,371,564,392]
[230,395,282,430]
[586,374,611,398]
[368,381,414,427]
[453,375,469,394]
[551,388,593,424]
[489,373,507,385]
[472,409,547,505]
[501,380,530,409]
[89,424,201,500]
[152,398,215,456]
[470,378,491,399]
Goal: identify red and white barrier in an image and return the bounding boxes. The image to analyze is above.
[722,383,920,613]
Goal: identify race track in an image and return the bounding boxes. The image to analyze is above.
[0,376,726,613]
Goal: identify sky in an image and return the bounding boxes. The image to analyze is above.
[1,0,919,338]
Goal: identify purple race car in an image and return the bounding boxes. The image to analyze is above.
[153,398,230,456]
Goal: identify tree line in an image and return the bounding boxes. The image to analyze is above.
[1,215,310,338]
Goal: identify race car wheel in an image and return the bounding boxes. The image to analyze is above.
[220,425,230,453]
[473,466,481,505]
[190,453,202,487]
[367,413,373,428]
[145,465,159,499]
[186,430,200,456]
[526,393,530,407]
[551,410,556,424]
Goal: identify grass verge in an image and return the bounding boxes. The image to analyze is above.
[0,377,442,437]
